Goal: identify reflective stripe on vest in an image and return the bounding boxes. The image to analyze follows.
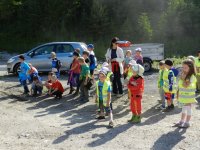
[179,88,196,93]
[96,81,110,106]
[179,94,196,99]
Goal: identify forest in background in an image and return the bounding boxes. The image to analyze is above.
[0,0,200,58]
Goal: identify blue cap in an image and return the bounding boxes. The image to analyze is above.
[87,44,94,49]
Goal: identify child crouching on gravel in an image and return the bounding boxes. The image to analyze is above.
[175,59,197,128]
[128,64,144,123]
[49,75,64,99]
[95,70,114,128]
[30,76,43,96]
[44,72,55,93]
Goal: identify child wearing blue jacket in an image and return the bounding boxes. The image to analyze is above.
[18,55,31,94]
[88,44,96,78]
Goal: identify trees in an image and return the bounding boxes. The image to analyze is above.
[0,0,200,57]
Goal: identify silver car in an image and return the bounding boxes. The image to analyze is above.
[7,42,88,74]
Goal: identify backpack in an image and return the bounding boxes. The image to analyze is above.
[56,59,62,69]
[171,68,179,77]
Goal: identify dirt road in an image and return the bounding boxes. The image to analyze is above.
[0,61,200,150]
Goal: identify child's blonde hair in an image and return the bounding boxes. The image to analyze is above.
[126,50,132,56]
[51,52,56,57]
[78,57,85,63]
[51,75,57,81]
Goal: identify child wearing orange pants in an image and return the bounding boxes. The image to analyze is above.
[128,64,144,123]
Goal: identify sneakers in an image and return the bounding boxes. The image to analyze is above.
[173,122,190,128]
[170,104,175,109]
[95,116,105,120]
[163,104,174,112]
[68,88,75,95]
[156,105,165,110]
[108,121,114,128]
[179,122,190,128]
[55,95,62,99]
[173,121,184,127]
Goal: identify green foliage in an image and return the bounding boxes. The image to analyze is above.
[138,13,153,41]
[0,0,200,59]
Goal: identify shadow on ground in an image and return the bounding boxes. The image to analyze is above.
[152,128,186,150]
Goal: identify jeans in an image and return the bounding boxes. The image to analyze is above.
[32,85,43,95]
[159,88,165,107]
[21,80,29,94]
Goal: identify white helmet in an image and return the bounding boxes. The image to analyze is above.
[99,67,109,74]
[135,47,142,52]
[102,62,109,68]
[132,64,144,76]
[129,60,137,66]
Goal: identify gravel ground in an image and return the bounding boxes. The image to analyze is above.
[0,58,200,150]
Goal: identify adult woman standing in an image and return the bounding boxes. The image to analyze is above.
[105,37,124,97]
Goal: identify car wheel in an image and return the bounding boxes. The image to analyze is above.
[143,61,152,72]
[13,63,20,75]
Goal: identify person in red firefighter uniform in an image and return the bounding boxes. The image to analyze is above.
[128,64,144,123]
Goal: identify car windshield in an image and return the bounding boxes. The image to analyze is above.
[81,43,87,51]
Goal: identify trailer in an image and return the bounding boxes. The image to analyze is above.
[120,43,164,71]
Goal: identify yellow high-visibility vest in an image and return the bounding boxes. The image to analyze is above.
[125,67,133,82]
[178,75,197,104]
[163,69,177,93]
[96,80,111,107]
[157,69,166,88]
[195,57,200,75]
[106,71,113,82]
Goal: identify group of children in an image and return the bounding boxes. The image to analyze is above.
[96,47,199,128]
[97,47,145,127]
[18,41,199,128]
[18,44,96,101]
[157,58,198,128]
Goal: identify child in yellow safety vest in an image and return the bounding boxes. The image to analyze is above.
[95,70,114,128]
[100,62,113,83]
[157,60,166,109]
[163,59,177,112]
[175,59,197,128]
[194,51,200,92]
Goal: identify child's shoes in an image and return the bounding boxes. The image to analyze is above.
[132,115,141,123]
[108,121,114,128]
[95,116,105,120]
[128,115,135,123]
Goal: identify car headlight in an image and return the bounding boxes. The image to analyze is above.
[7,58,15,63]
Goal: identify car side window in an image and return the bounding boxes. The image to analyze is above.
[56,44,74,53]
[34,45,54,56]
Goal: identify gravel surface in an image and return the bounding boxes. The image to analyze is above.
[0,58,200,150]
